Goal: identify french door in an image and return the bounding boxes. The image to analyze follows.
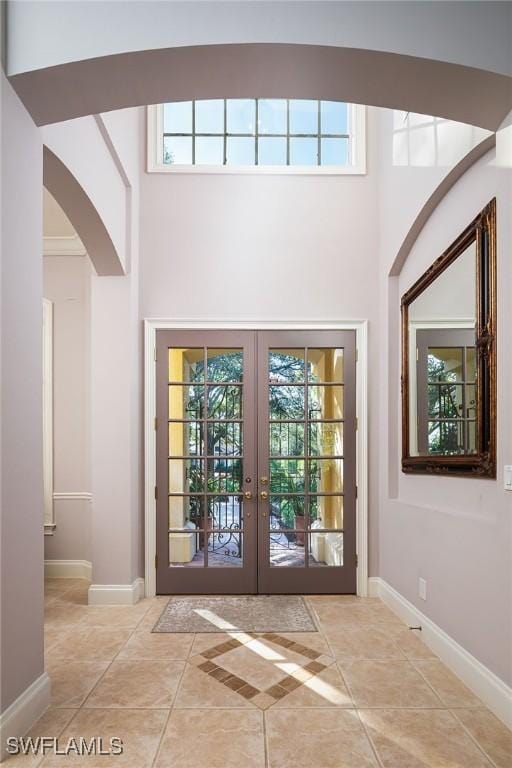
[155,329,357,594]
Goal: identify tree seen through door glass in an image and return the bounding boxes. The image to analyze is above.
[270,422,305,457]
[206,349,243,381]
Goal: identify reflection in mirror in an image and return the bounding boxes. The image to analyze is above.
[408,241,476,456]
[401,199,496,477]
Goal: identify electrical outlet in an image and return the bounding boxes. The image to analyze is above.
[504,465,512,491]
[419,577,427,601]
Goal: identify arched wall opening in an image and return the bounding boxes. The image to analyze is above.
[10,44,512,130]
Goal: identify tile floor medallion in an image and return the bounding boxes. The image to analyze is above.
[3,580,509,768]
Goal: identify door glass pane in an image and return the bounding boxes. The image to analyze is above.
[428,348,463,382]
[207,458,243,492]
[169,348,204,382]
[309,422,343,456]
[309,532,343,567]
[169,532,204,567]
[466,347,476,381]
[169,459,204,493]
[169,495,205,530]
[270,534,305,567]
[269,459,305,493]
[207,422,242,457]
[208,496,244,530]
[169,385,204,420]
[270,422,305,456]
[307,348,343,382]
[207,349,243,381]
[169,422,204,457]
[309,459,343,493]
[428,421,464,455]
[208,531,243,567]
[269,495,305,530]
[428,384,463,418]
[468,421,476,452]
[309,385,343,420]
[269,349,305,382]
[309,495,343,530]
[269,386,305,419]
[207,385,242,419]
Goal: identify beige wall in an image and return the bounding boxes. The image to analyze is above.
[379,134,512,686]
[0,71,45,712]
[43,255,92,562]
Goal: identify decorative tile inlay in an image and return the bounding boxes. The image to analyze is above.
[189,632,334,709]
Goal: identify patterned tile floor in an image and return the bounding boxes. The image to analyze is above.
[4,579,511,767]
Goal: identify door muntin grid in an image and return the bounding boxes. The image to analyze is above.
[267,348,345,569]
[167,347,246,568]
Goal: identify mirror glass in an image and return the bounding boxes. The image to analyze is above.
[408,240,476,457]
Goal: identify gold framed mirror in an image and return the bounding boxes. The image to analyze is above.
[401,199,496,477]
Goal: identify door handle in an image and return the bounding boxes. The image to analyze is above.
[244,491,253,500]
[260,491,269,500]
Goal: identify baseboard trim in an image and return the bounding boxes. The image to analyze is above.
[0,673,51,761]
[88,577,144,606]
[368,577,512,728]
[44,559,92,580]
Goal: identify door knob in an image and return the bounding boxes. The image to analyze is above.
[260,476,268,485]
[244,491,253,500]
[260,491,269,500]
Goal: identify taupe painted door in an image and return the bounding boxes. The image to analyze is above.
[155,329,357,594]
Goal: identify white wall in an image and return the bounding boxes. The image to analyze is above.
[43,255,92,563]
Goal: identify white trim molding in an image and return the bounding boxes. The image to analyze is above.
[44,559,92,580]
[43,235,86,257]
[88,578,145,606]
[144,319,369,598]
[146,103,366,175]
[0,673,51,761]
[42,299,54,535]
[369,577,512,728]
[52,492,92,501]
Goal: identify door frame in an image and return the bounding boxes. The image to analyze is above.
[144,319,369,598]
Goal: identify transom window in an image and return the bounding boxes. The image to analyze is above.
[147,100,366,174]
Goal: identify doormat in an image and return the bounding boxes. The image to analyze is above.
[152,596,318,633]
